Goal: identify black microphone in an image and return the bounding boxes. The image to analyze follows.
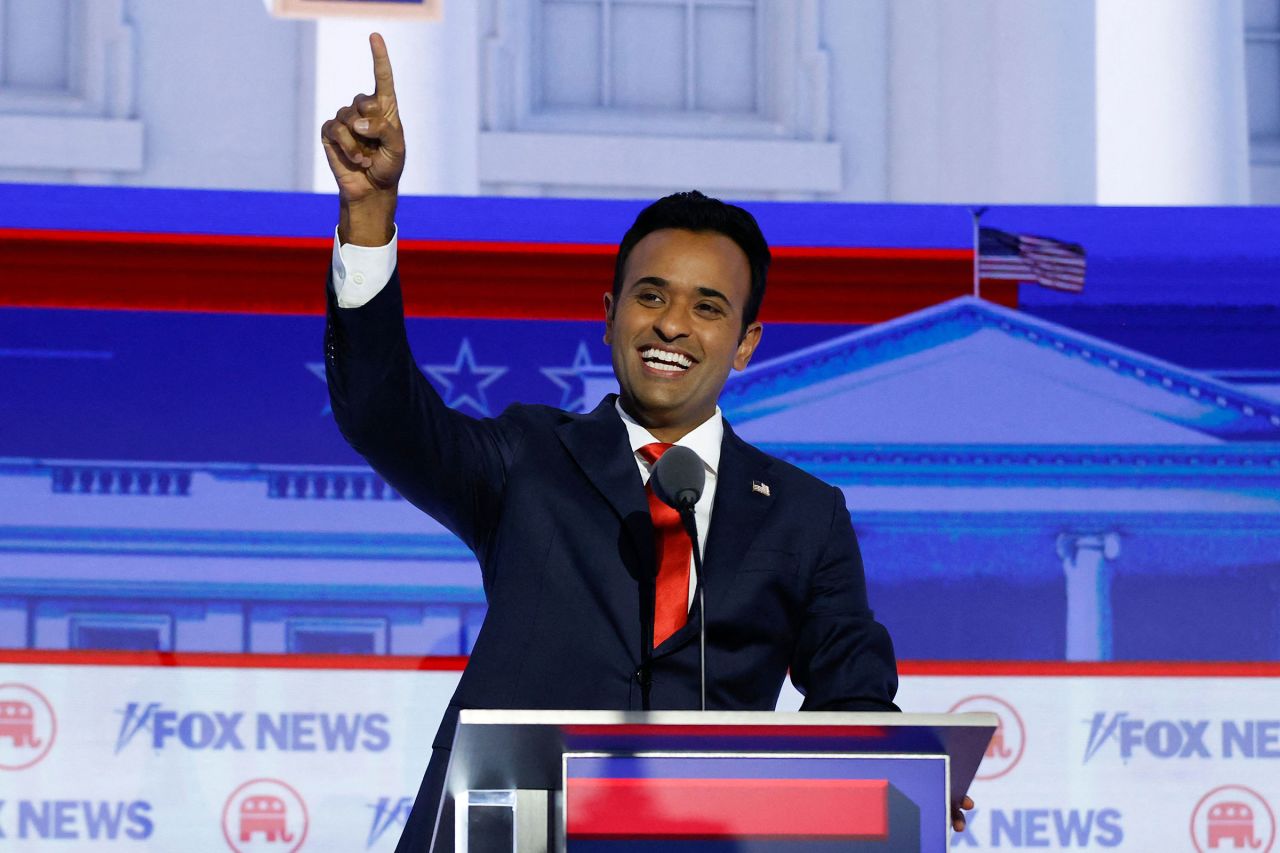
[651,445,705,511]
[650,445,709,711]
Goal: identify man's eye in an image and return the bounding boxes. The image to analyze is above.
[697,303,724,316]
[638,292,662,304]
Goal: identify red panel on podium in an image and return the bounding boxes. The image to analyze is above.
[566,777,889,839]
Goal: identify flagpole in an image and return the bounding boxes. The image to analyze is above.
[971,207,985,299]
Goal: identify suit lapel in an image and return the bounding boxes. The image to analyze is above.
[556,397,655,581]
[701,423,774,611]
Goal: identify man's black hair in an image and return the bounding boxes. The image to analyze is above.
[612,190,770,335]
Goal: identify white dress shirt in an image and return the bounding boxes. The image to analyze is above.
[616,400,721,610]
[332,228,716,610]
[331,227,398,308]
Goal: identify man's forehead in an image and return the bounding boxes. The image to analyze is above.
[623,229,750,288]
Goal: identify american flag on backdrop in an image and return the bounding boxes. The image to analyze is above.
[978,226,1086,292]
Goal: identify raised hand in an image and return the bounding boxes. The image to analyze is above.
[321,33,404,245]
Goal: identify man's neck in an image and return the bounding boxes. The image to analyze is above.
[617,397,715,444]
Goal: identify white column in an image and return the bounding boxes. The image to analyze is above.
[886,0,1097,204]
[1057,533,1120,661]
[310,7,480,196]
[1095,0,1250,204]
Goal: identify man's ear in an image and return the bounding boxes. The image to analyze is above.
[733,322,763,371]
[602,292,614,345]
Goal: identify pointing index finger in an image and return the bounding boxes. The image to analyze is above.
[370,32,396,99]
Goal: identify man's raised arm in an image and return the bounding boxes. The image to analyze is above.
[320,35,518,558]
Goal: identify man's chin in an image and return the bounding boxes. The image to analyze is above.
[625,396,719,433]
[621,394,685,426]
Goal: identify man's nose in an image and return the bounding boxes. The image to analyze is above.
[652,302,691,340]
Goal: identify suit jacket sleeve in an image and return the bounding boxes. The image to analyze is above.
[324,268,523,569]
[789,486,900,712]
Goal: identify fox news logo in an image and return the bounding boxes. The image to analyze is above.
[0,800,152,842]
[115,702,390,753]
[367,797,412,848]
[0,684,56,771]
[951,807,1123,848]
[948,695,1025,780]
[222,779,307,853]
[1083,712,1280,763]
[1190,785,1275,853]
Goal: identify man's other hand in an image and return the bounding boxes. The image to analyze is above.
[953,795,975,832]
[321,32,404,245]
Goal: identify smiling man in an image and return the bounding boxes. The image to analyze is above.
[606,219,763,441]
[322,34,904,853]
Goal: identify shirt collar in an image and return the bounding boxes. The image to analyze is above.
[614,399,722,476]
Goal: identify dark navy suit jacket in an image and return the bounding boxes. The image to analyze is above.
[325,269,898,847]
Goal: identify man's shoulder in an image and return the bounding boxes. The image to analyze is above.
[497,401,569,423]
[494,399,611,433]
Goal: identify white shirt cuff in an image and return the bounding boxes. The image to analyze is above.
[331,225,398,309]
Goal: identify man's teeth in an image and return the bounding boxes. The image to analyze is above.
[641,348,692,371]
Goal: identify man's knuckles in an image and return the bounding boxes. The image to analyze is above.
[327,124,372,162]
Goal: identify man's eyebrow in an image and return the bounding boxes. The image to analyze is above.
[630,276,669,289]
[696,286,732,305]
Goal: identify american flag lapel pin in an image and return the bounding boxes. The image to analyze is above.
[752,480,771,497]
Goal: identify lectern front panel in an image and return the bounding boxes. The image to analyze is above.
[563,753,947,852]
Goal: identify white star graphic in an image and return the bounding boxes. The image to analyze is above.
[422,338,507,416]
[306,362,332,415]
[540,341,608,412]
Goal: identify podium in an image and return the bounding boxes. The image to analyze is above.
[430,710,996,852]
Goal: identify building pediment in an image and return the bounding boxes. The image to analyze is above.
[724,298,1280,445]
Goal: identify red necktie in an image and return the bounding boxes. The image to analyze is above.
[638,442,692,647]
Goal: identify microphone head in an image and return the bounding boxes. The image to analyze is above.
[651,446,705,511]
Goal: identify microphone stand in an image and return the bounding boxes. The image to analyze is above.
[639,570,655,712]
[677,501,707,712]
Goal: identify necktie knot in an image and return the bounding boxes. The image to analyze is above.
[638,442,673,465]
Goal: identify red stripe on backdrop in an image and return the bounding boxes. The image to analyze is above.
[0,649,467,671]
[1,650,1277,677]
[899,660,1280,677]
[0,228,1015,323]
